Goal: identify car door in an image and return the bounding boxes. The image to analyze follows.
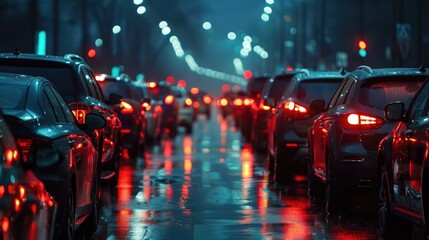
[45,85,95,209]
[394,82,429,218]
[312,78,354,181]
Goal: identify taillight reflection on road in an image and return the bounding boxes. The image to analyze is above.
[184,156,192,175]
[117,166,133,203]
[280,195,310,239]
[183,136,193,155]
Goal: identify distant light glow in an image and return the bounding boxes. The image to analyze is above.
[137,6,146,14]
[133,0,143,5]
[112,25,121,34]
[95,38,103,47]
[261,13,270,22]
[244,36,252,42]
[162,27,171,35]
[264,6,272,14]
[159,21,168,29]
[227,32,236,40]
[36,30,46,55]
[202,22,212,30]
[240,49,249,57]
[266,0,274,4]
[290,27,297,35]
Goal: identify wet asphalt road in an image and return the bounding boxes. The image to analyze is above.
[101,109,381,240]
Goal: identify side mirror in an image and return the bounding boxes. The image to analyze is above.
[385,102,405,121]
[106,93,122,105]
[309,99,326,113]
[83,113,106,130]
[265,98,276,108]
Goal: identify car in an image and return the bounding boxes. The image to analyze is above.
[250,71,298,154]
[145,81,179,138]
[0,52,122,188]
[266,70,344,183]
[307,66,427,215]
[377,72,429,239]
[0,73,106,239]
[239,75,270,143]
[171,85,194,134]
[0,109,57,240]
[188,87,212,121]
[216,90,236,119]
[231,90,253,129]
[96,73,147,158]
[133,80,164,146]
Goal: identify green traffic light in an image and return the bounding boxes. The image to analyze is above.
[359,49,367,58]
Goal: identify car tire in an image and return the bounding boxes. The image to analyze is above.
[378,165,412,239]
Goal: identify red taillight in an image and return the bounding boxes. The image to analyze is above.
[184,98,193,107]
[147,82,157,88]
[190,87,199,95]
[193,102,200,108]
[69,103,91,124]
[259,100,271,111]
[219,98,228,107]
[203,95,212,104]
[120,101,134,114]
[95,75,106,81]
[17,139,33,162]
[165,95,175,105]
[342,113,384,130]
[233,99,243,106]
[243,98,252,106]
[283,100,310,120]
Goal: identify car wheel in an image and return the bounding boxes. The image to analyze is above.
[378,165,412,238]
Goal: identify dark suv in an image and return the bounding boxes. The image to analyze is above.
[307,66,427,214]
[377,73,429,239]
[266,70,344,183]
[0,52,122,187]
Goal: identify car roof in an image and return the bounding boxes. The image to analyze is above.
[0,72,46,86]
[348,66,429,80]
[0,52,85,68]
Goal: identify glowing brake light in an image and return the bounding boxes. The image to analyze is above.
[184,98,193,107]
[233,99,243,106]
[147,82,157,88]
[219,98,228,107]
[259,100,271,111]
[95,75,106,81]
[203,95,212,104]
[283,100,310,120]
[243,98,252,106]
[190,87,199,95]
[4,149,18,165]
[120,101,134,114]
[343,113,384,130]
[164,95,175,105]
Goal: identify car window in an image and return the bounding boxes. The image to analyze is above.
[87,69,105,101]
[359,76,425,110]
[0,64,78,102]
[0,84,27,110]
[266,75,294,100]
[50,86,76,124]
[45,86,67,123]
[409,81,429,119]
[330,78,354,108]
[296,79,342,104]
[41,90,57,122]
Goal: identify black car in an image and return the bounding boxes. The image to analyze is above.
[266,70,344,183]
[0,73,106,239]
[377,73,429,239]
[188,87,212,120]
[97,74,147,158]
[308,66,427,215]
[145,81,179,138]
[0,110,57,240]
[0,52,122,188]
[251,72,298,154]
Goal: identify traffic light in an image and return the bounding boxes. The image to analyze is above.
[87,48,96,58]
[358,40,367,58]
[243,70,253,80]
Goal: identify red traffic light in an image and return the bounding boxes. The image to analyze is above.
[358,40,367,49]
[87,48,96,58]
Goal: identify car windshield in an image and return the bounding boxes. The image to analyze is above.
[98,81,134,99]
[0,65,77,101]
[248,77,270,98]
[0,84,28,110]
[359,76,426,110]
[297,79,342,104]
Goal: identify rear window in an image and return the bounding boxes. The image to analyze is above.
[0,65,77,99]
[297,79,342,104]
[0,85,28,110]
[265,76,294,100]
[247,77,270,98]
[98,81,134,99]
[359,76,426,110]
